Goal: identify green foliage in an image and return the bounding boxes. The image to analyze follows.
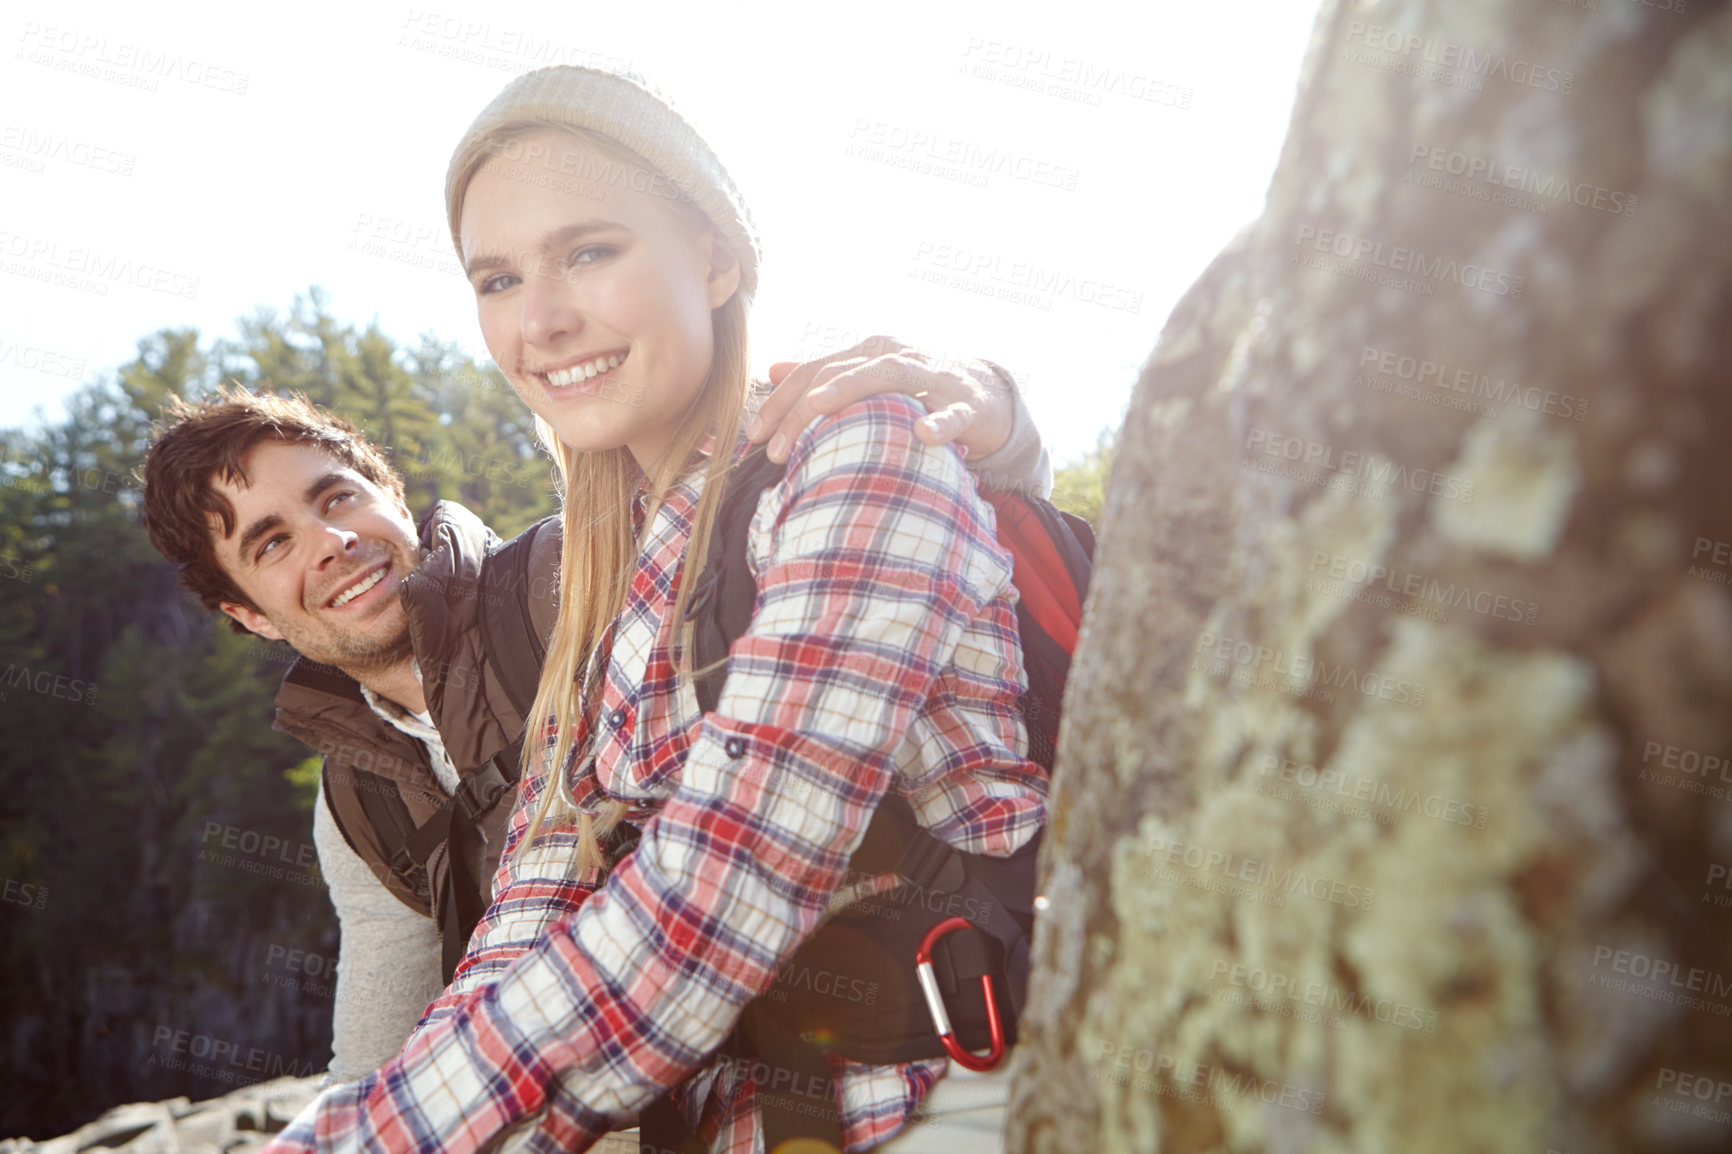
[1051,426,1117,524]
[0,289,557,1138]
[284,755,324,812]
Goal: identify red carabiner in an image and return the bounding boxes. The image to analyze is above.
[914,916,1006,1072]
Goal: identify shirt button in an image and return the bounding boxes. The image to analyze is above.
[724,736,747,759]
[607,709,628,729]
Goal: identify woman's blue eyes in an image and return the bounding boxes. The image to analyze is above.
[478,245,615,295]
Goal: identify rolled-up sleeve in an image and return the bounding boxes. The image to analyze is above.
[965,360,1052,499]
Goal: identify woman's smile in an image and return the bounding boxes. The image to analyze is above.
[536,349,627,390]
[528,348,629,400]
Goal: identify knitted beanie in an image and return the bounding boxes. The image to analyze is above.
[444,65,760,296]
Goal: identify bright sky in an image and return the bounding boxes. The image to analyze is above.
[0,0,1317,463]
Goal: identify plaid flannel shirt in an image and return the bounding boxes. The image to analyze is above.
[268,395,1046,1153]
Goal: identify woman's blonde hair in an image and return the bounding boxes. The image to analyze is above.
[452,123,753,875]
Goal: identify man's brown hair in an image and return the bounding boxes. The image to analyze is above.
[140,386,406,628]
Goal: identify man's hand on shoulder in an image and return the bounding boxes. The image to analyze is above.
[746,335,1018,465]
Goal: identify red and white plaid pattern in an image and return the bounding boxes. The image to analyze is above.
[267,396,1046,1154]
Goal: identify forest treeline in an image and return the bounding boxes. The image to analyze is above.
[0,289,1113,1138]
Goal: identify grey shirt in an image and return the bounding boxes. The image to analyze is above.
[313,687,455,1080]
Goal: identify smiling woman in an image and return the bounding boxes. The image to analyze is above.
[458,125,741,468]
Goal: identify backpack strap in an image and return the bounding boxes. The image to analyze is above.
[341,745,521,983]
[453,757,515,823]
[402,517,551,980]
[349,777,434,907]
[374,796,470,984]
[979,488,1095,652]
[684,446,789,716]
[978,488,1097,771]
[321,762,429,915]
[479,516,557,726]
[384,749,522,983]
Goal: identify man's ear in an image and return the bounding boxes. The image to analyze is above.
[220,601,284,641]
[703,230,743,310]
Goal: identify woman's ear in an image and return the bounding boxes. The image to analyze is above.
[703,230,743,309]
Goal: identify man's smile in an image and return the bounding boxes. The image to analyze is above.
[322,560,394,611]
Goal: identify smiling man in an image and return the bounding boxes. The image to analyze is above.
[137,339,1052,1084]
[220,440,423,686]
